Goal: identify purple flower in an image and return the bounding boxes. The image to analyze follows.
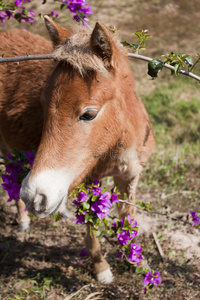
[190,210,200,226]
[5,163,22,178]
[51,11,59,18]
[62,0,93,26]
[90,191,112,220]
[74,213,86,224]
[112,219,117,228]
[111,193,119,203]
[80,249,87,256]
[0,11,8,23]
[99,191,111,202]
[115,215,139,245]
[73,199,80,206]
[28,9,35,18]
[92,187,102,196]
[117,231,131,246]
[1,178,21,202]
[128,243,143,264]
[1,151,35,202]
[93,180,100,186]
[15,0,23,6]
[143,271,162,288]
[26,151,35,166]
[78,191,88,202]
[117,250,123,259]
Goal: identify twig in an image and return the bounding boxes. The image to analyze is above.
[152,232,165,262]
[84,292,103,300]
[128,53,200,82]
[118,199,193,226]
[0,53,54,63]
[63,284,91,300]
[0,52,200,82]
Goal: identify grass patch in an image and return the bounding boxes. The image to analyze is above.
[141,77,200,145]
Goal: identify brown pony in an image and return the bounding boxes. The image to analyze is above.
[0,17,155,283]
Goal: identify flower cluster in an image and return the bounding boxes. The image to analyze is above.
[0,0,35,24]
[112,215,142,265]
[51,11,59,18]
[73,180,119,224]
[62,0,93,26]
[0,10,13,23]
[1,150,35,202]
[73,182,144,266]
[190,210,200,227]
[0,0,92,25]
[142,271,162,293]
[73,181,161,291]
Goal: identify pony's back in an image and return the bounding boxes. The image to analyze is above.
[0,29,53,151]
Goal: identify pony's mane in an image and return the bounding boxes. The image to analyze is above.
[53,25,123,77]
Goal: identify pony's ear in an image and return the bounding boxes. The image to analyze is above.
[44,15,72,48]
[91,22,113,68]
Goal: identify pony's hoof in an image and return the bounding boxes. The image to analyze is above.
[96,268,114,284]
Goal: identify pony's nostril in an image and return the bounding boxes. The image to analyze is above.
[34,193,47,212]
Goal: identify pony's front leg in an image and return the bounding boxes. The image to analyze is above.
[16,198,30,231]
[85,224,114,284]
[114,174,140,220]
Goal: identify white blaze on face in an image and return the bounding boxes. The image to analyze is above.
[20,168,73,218]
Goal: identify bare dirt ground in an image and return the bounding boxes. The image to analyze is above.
[0,0,200,299]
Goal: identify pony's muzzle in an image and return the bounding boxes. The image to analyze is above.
[20,168,71,218]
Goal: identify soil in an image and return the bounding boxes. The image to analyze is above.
[0,188,199,300]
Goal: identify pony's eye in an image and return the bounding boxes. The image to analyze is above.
[79,110,98,121]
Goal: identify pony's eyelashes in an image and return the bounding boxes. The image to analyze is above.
[79,108,99,122]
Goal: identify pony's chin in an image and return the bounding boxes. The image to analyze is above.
[32,197,65,218]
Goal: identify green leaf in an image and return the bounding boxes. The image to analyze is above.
[91,195,98,202]
[148,59,164,78]
[136,201,146,208]
[101,187,107,193]
[122,41,139,50]
[82,201,90,210]
[85,213,93,223]
[116,228,122,234]
[174,63,180,75]
[53,211,61,222]
[81,187,88,194]
[42,0,47,4]
[103,218,108,228]
[97,229,105,237]
[130,227,138,232]
[113,185,119,193]
[136,266,146,275]
[124,192,127,199]
[122,218,129,230]
[184,56,193,66]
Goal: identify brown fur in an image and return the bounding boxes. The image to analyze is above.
[0,18,155,282]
